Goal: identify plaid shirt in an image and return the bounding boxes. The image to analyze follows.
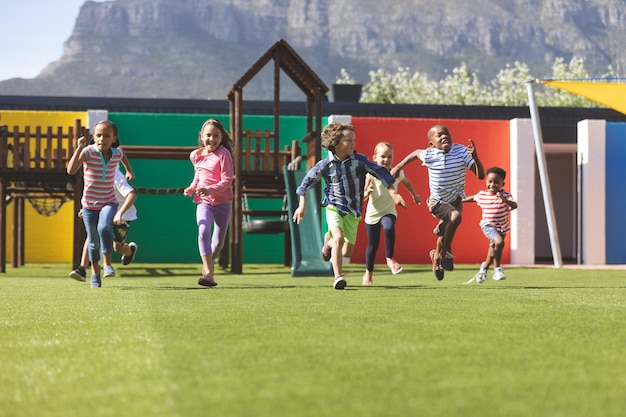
[296,152,395,217]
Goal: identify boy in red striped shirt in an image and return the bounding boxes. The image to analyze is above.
[463,166,517,283]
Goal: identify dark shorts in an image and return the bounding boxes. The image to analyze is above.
[426,197,463,236]
[112,221,131,244]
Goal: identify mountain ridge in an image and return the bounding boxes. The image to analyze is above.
[1,0,624,100]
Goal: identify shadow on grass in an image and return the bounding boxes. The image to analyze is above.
[118,266,199,277]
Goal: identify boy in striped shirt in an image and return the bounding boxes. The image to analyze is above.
[463,166,517,283]
[391,124,484,280]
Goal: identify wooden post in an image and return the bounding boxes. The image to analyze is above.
[0,180,6,273]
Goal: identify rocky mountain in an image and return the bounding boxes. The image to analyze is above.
[1,0,625,100]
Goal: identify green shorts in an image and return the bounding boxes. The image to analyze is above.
[325,206,361,244]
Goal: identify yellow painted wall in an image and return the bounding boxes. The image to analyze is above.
[1,111,86,263]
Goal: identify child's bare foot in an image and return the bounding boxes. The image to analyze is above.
[362,271,373,286]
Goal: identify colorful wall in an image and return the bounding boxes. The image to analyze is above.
[3,108,624,267]
[345,117,512,266]
[597,121,626,264]
[1,111,87,262]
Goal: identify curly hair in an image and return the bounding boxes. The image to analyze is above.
[198,118,234,155]
[321,122,355,153]
[486,166,506,180]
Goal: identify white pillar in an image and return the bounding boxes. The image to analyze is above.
[509,118,535,265]
[87,110,109,131]
[328,115,353,124]
[577,119,606,265]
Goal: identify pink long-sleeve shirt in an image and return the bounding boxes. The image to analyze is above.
[188,145,234,206]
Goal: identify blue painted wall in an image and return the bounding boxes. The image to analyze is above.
[605,122,626,263]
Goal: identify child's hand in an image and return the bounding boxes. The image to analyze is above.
[364,181,374,199]
[77,136,87,148]
[183,187,195,197]
[196,187,209,196]
[292,206,305,224]
[467,139,478,157]
[413,194,422,204]
[393,193,407,209]
[126,172,135,182]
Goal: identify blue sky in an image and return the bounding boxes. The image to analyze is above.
[0,1,106,81]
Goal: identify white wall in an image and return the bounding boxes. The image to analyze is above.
[509,119,535,265]
[577,119,606,265]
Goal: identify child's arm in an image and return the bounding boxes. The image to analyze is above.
[400,176,422,204]
[183,172,199,197]
[390,149,423,178]
[113,190,137,225]
[467,139,485,179]
[292,195,307,224]
[67,136,87,175]
[462,195,475,203]
[363,175,374,201]
[119,150,135,182]
[387,186,407,209]
[497,191,518,210]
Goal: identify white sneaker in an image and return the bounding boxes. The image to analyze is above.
[333,276,347,290]
[493,267,506,281]
[475,263,487,284]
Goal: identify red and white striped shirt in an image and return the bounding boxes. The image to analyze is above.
[81,145,123,210]
[472,189,515,233]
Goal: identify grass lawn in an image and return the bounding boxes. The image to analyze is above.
[1,262,625,417]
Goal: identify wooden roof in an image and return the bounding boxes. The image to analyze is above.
[225,39,328,99]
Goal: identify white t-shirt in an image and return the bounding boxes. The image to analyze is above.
[364,170,403,225]
[114,168,137,221]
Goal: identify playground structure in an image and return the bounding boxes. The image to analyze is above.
[0,119,86,272]
[225,39,328,274]
[0,39,330,274]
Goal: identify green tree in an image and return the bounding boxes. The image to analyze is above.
[348,57,616,107]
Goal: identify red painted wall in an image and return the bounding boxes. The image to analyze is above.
[350,117,511,266]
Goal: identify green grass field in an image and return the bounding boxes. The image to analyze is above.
[1,263,625,417]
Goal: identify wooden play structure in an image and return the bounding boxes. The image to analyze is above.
[225,39,328,274]
[0,119,87,272]
[0,39,328,274]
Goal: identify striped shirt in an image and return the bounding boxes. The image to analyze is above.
[81,145,123,210]
[420,143,475,203]
[296,152,395,217]
[472,189,515,233]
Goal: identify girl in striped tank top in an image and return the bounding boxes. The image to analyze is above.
[67,120,123,288]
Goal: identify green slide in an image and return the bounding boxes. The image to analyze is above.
[282,166,334,277]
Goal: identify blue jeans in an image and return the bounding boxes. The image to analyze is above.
[82,204,118,265]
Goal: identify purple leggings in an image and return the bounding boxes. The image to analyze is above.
[196,202,232,257]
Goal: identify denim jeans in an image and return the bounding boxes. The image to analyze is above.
[82,204,118,265]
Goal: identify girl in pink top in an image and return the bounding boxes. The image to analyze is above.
[183,118,234,287]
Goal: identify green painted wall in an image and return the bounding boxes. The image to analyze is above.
[108,113,311,264]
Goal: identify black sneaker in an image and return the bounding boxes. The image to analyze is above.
[429,249,444,281]
[121,242,138,265]
[69,266,86,282]
[440,251,455,271]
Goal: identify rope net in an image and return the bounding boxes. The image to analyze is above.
[27,193,72,216]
